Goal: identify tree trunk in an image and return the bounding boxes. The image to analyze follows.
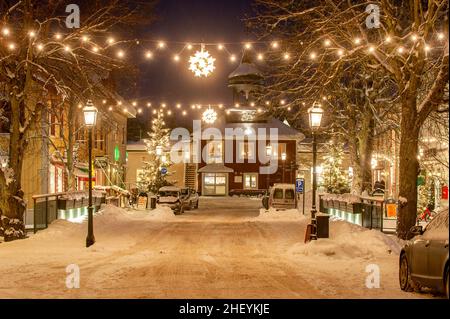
[397,102,420,239]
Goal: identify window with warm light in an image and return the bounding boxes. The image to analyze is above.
[206,141,223,163]
[244,173,258,189]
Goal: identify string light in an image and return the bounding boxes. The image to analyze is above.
[162,103,166,108]
[167,110,172,115]
[7,43,15,51]
[187,44,193,50]
[385,35,392,43]
[176,103,181,108]
[132,101,137,106]
[244,42,252,50]
[310,52,316,60]
[117,50,125,58]
[82,35,89,42]
[250,102,255,107]
[182,110,187,116]
[271,41,279,49]
[411,34,418,42]
[324,39,331,46]
[64,45,71,52]
[217,44,224,50]
[108,106,113,111]
[230,54,236,62]
[280,100,286,105]
[283,53,290,60]
[191,104,196,109]
[437,33,445,40]
[92,46,99,52]
[337,49,344,56]
[257,53,264,61]
[265,101,270,105]
[102,99,107,104]
[218,104,223,108]
[424,45,431,52]
[173,54,180,62]
[147,102,152,107]
[107,37,115,44]
[354,38,361,44]
[137,108,143,114]
[2,27,10,36]
[158,41,166,48]
[55,33,62,40]
[368,46,375,53]
[153,109,157,114]
[28,30,36,38]
[145,51,153,59]
[397,46,405,54]
[36,43,44,51]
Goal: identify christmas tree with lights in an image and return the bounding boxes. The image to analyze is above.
[321,140,350,194]
[138,110,172,194]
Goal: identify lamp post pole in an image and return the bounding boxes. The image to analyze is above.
[83,100,98,248]
[86,127,95,247]
[310,132,318,240]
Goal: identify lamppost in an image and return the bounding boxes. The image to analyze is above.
[83,100,98,248]
[281,152,287,183]
[308,102,324,241]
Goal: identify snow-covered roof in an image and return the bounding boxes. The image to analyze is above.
[228,63,263,79]
[198,164,234,173]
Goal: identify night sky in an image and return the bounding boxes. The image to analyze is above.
[127,0,255,139]
[137,0,253,104]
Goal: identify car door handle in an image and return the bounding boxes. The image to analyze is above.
[425,240,431,247]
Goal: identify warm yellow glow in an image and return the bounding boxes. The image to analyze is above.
[324,39,331,46]
[167,110,172,115]
[145,51,153,59]
[265,101,270,105]
[173,54,180,62]
[187,44,193,50]
[218,104,223,108]
[287,107,291,111]
[230,54,236,62]
[137,108,143,114]
[28,30,36,38]
[7,43,15,50]
[82,35,89,42]
[161,103,166,108]
[92,46,99,52]
[118,101,123,106]
[176,104,181,108]
[123,108,128,113]
[107,37,115,44]
[196,104,201,109]
[437,33,445,40]
[102,100,107,104]
[257,108,262,113]
[189,47,216,77]
[337,49,344,56]
[182,111,187,116]
[280,100,286,105]
[250,102,255,107]
[257,53,264,61]
[385,35,392,43]
[117,50,125,58]
[283,53,290,60]
[235,103,240,108]
[55,33,62,40]
[411,34,418,41]
[202,108,217,124]
[226,110,231,115]
[244,42,252,49]
[397,46,404,54]
[191,104,196,109]
[424,45,431,52]
[132,101,137,106]
[310,52,316,59]
[271,41,279,49]
[2,27,10,36]
[36,43,44,51]
[368,46,375,53]
[64,45,71,52]
[218,44,224,50]
[158,41,166,48]
[147,102,151,107]
[108,106,113,111]
[153,109,157,114]
[354,38,361,44]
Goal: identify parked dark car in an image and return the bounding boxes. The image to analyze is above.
[181,187,199,210]
[399,208,449,298]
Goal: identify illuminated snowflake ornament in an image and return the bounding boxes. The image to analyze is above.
[202,107,217,124]
[189,44,216,77]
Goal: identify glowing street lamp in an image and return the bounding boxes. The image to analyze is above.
[82,100,98,248]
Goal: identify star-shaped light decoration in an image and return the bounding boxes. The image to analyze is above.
[189,44,216,77]
[202,107,217,124]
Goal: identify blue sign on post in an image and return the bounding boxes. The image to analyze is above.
[296,178,304,193]
[161,167,168,175]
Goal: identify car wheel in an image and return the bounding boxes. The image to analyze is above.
[399,253,414,292]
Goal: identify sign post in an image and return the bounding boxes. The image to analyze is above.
[296,178,305,215]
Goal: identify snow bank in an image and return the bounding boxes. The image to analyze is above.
[256,208,307,221]
[289,220,401,259]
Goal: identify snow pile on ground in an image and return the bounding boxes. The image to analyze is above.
[289,220,402,259]
[256,208,307,221]
[145,205,176,220]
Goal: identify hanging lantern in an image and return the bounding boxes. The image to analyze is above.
[202,107,217,124]
[189,44,216,77]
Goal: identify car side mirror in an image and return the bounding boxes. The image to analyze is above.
[407,225,423,239]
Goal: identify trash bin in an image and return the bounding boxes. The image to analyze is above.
[149,196,156,209]
[316,213,330,238]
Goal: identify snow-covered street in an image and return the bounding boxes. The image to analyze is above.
[0,197,441,299]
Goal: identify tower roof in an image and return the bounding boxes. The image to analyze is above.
[228,50,264,85]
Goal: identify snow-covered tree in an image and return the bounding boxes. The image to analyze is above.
[0,0,155,241]
[321,140,351,194]
[138,110,172,194]
[252,0,449,239]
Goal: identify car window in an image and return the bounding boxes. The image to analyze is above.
[273,188,283,199]
[285,189,294,199]
[423,209,449,240]
[159,191,179,197]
